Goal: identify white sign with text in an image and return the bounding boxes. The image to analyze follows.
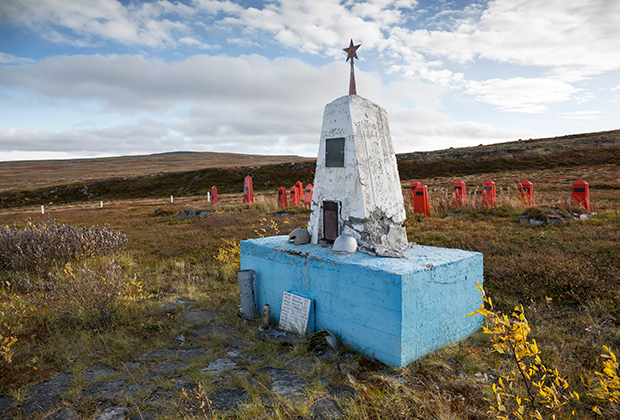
[279,292,312,335]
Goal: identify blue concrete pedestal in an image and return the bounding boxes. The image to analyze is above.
[240,236,483,367]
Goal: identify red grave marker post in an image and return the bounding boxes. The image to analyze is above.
[452,179,466,207]
[211,186,219,204]
[277,186,288,208]
[409,180,421,206]
[304,183,313,208]
[481,179,496,208]
[243,176,254,204]
[413,184,431,217]
[518,179,534,206]
[289,186,300,207]
[572,179,590,212]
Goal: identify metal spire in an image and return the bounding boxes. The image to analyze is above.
[344,39,361,95]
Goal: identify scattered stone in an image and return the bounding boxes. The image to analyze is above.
[529,219,544,226]
[94,406,127,420]
[258,366,307,396]
[143,387,178,406]
[259,327,302,345]
[0,395,14,413]
[203,388,250,413]
[328,384,357,400]
[84,364,117,382]
[339,364,356,383]
[187,209,196,217]
[197,211,208,218]
[184,309,220,325]
[139,348,208,361]
[226,338,249,349]
[177,211,187,219]
[82,380,127,399]
[121,361,143,371]
[312,398,344,420]
[122,384,147,399]
[152,360,190,374]
[194,322,236,337]
[21,372,71,419]
[202,358,237,375]
[162,299,196,312]
[129,411,157,420]
[286,357,316,375]
[44,405,80,420]
[175,334,186,346]
[315,349,339,362]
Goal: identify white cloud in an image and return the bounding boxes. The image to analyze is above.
[0,52,524,156]
[464,77,579,113]
[612,84,620,92]
[0,0,196,48]
[0,52,36,64]
[558,111,602,120]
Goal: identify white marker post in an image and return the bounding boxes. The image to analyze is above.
[41,205,44,214]
[100,201,103,208]
[207,192,211,203]
[170,195,174,203]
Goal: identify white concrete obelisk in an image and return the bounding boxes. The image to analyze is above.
[307,40,407,256]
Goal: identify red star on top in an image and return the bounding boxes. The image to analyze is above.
[344,39,361,63]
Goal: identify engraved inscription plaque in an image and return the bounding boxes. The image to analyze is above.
[325,137,345,167]
[279,291,312,334]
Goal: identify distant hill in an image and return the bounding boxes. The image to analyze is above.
[397,129,620,180]
[0,129,618,208]
[0,151,313,191]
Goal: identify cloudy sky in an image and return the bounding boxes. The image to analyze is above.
[1,0,619,161]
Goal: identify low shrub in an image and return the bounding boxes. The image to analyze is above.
[52,261,146,329]
[0,218,127,286]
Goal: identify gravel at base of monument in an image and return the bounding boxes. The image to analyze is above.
[0,308,358,420]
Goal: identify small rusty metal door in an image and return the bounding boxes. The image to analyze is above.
[323,201,339,243]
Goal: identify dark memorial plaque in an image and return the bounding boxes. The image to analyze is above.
[325,137,345,167]
[323,201,339,242]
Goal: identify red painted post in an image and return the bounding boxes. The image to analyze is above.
[304,183,313,208]
[452,179,466,207]
[277,186,288,208]
[289,186,300,206]
[413,184,431,217]
[482,179,496,208]
[572,179,590,212]
[211,186,219,204]
[243,175,254,204]
[518,179,534,206]
[295,181,304,202]
[409,180,421,206]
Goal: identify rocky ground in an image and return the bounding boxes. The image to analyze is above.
[0,300,367,420]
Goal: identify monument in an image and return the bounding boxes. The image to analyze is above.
[239,41,483,367]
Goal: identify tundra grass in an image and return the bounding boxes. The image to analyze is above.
[1,190,619,418]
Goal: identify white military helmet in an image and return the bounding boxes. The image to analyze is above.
[332,234,357,253]
[288,228,311,245]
